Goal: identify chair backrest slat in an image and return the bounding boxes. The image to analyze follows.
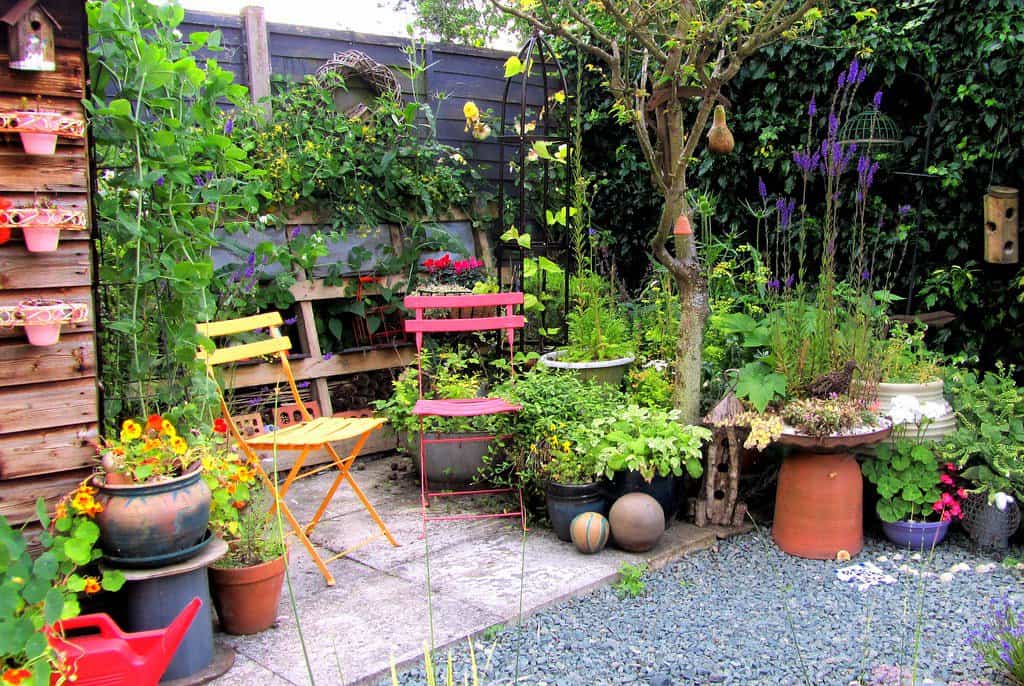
[196,312,283,337]
[405,315,524,334]
[197,336,292,366]
[403,292,524,310]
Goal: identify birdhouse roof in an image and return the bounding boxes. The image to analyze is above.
[1,0,62,31]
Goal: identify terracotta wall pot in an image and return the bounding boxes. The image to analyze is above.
[94,465,211,561]
[545,481,607,542]
[209,554,286,635]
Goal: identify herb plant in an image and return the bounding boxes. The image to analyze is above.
[878,322,942,384]
[585,406,711,482]
[213,496,286,569]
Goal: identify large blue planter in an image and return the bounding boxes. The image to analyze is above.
[881,519,951,549]
[546,481,607,542]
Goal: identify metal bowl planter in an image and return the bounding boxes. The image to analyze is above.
[881,519,951,549]
[93,463,212,564]
[0,110,85,155]
[0,205,87,252]
[538,350,634,387]
[962,492,1021,552]
[0,299,88,346]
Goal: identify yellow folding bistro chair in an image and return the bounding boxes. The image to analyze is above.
[196,312,398,586]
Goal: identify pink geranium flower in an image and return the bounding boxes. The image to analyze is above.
[940,473,954,485]
[941,492,954,505]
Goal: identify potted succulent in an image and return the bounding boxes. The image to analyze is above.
[1,490,125,685]
[0,197,88,253]
[585,405,710,525]
[92,412,213,564]
[940,365,1024,550]
[208,487,286,635]
[539,271,634,386]
[862,419,968,549]
[373,348,504,489]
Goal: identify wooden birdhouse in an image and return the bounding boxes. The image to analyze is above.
[984,186,1019,264]
[2,0,59,72]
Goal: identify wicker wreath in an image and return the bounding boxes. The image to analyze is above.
[315,51,401,118]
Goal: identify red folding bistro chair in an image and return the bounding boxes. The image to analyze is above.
[403,292,527,532]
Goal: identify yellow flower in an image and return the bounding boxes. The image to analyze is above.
[462,101,479,121]
[82,577,102,595]
[120,419,142,442]
[170,436,188,455]
[550,90,565,104]
[160,419,176,436]
[142,438,162,452]
[71,490,97,514]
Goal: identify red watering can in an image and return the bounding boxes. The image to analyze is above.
[47,597,201,686]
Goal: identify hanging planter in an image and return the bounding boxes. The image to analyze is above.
[0,299,88,346]
[0,110,85,155]
[0,205,87,252]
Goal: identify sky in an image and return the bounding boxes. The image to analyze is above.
[175,0,418,36]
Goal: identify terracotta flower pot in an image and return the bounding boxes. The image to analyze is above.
[209,554,286,635]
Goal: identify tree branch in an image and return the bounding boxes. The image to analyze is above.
[485,0,616,65]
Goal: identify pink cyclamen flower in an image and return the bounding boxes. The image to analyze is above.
[940,473,954,485]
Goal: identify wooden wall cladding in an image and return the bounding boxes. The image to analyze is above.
[0,0,97,524]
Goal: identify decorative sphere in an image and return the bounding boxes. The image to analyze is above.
[609,493,665,552]
[569,512,609,554]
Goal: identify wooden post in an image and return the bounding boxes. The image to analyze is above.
[241,5,271,117]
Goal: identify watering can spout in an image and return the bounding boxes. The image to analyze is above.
[150,597,202,676]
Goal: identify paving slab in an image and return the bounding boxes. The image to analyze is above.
[209,456,732,686]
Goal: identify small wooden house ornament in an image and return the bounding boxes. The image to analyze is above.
[984,186,1019,264]
[2,0,59,72]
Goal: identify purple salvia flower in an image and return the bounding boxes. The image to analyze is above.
[767,278,781,291]
[758,176,767,200]
[861,269,871,281]
[848,59,860,86]
[866,161,879,188]
[224,117,234,135]
[857,155,870,176]
[872,90,883,109]
[898,204,911,216]
[246,251,256,267]
[837,71,846,89]
[283,316,297,325]
[828,112,840,137]
[155,176,165,187]
[194,175,205,187]
[784,274,795,289]
[808,95,817,118]
[290,225,302,239]
[588,227,597,236]
[856,67,866,85]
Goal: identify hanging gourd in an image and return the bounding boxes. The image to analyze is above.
[707,105,734,155]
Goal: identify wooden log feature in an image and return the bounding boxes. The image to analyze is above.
[696,393,749,528]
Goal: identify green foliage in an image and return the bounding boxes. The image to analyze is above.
[87,0,254,418]
[613,562,648,599]
[629,268,681,364]
[585,407,711,482]
[1,497,124,681]
[485,368,626,502]
[940,365,1024,500]
[213,491,286,568]
[399,0,522,48]
[626,364,674,409]
[563,272,632,362]
[863,437,943,522]
[877,321,943,383]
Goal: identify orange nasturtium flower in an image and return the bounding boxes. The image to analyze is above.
[142,438,162,452]
[213,418,228,434]
[146,414,164,432]
[2,668,32,685]
[120,419,142,442]
[82,577,102,595]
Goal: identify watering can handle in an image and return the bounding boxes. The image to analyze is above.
[51,612,124,638]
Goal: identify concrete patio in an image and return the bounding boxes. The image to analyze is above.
[208,455,742,685]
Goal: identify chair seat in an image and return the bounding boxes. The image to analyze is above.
[412,397,521,417]
[245,416,385,448]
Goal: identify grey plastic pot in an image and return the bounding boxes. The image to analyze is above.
[408,431,495,490]
[538,350,634,387]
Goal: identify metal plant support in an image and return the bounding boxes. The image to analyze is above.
[495,31,572,350]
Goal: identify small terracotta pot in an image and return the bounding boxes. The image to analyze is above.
[22,225,61,252]
[19,131,58,155]
[209,554,286,635]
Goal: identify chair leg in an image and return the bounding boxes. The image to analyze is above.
[318,438,399,548]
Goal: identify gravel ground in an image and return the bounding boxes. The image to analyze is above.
[383,531,1018,686]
